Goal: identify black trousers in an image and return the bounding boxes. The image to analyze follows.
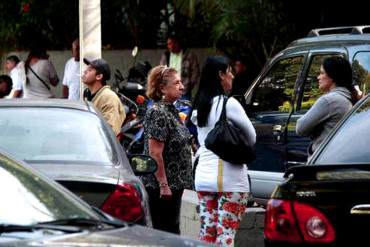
[146,187,184,234]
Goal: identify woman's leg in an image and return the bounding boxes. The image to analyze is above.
[216,192,248,246]
[197,191,219,243]
[146,187,184,234]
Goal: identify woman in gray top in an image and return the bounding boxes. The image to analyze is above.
[296,56,358,155]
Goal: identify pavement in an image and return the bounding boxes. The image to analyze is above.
[180,189,265,247]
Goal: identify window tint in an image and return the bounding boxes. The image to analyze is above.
[0,108,116,165]
[300,54,339,111]
[250,56,304,112]
[314,98,370,164]
[353,52,370,96]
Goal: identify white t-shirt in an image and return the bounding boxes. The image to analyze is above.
[24,60,58,99]
[169,52,182,74]
[191,96,256,192]
[6,62,25,98]
[62,58,80,100]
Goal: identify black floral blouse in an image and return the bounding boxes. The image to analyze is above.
[141,100,193,190]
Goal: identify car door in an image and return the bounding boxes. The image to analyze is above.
[287,52,344,166]
[246,54,306,204]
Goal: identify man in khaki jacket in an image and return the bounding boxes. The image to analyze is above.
[82,58,125,136]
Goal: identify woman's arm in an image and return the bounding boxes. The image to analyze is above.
[47,60,59,86]
[296,96,331,136]
[148,138,172,198]
[226,97,256,145]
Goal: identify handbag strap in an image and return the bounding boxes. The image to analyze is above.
[219,95,228,121]
[28,66,51,91]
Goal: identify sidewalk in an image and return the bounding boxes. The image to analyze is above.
[180,189,265,247]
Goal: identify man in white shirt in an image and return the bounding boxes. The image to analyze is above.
[62,39,80,100]
[5,55,24,98]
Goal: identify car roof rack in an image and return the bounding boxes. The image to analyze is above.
[307,25,370,37]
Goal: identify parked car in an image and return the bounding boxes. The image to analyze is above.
[244,25,370,205]
[264,94,370,246]
[0,150,210,246]
[0,99,152,226]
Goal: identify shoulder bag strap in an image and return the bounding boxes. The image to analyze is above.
[219,95,228,121]
[28,66,51,91]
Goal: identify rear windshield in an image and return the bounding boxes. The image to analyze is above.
[0,154,98,225]
[0,108,116,165]
[314,98,370,164]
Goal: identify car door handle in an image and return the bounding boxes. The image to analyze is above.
[350,204,370,215]
[273,125,283,141]
[273,125,282,133]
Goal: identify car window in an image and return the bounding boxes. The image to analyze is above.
[0,108,117,165]
[353,51,370,96]
[249,56,304,113]
[314,98,370,164]
[0,154,97,225]
[299,54,340,111]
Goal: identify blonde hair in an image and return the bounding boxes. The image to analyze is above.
[146,65,177,100]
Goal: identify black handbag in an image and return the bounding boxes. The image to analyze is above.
[205,96,256,164]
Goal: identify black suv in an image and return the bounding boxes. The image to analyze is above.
[245,26,370,205]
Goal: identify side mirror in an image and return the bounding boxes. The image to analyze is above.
[128,154,157,175]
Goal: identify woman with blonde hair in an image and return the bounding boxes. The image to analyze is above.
[141,65,193,234]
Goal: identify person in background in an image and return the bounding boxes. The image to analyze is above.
[82,58,125,136]
[296,56,358,156]
[160,35,200,100]
[24,48,59,99]
[231,56,253,97]
[5,55,25,98]
[191,56,256,246]
[141,65,193,234]
[63,39,80,100]
[0,75,13,98]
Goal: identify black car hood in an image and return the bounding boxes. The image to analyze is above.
[3,225,210,247]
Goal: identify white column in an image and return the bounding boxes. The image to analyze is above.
[79,0,102,98]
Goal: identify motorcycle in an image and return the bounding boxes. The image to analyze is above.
[113,46,152,103]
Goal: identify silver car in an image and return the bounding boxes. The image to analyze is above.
[0,99,151,225]
[0,150,210,246]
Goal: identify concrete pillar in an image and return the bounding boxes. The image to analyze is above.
[79,0,102,98]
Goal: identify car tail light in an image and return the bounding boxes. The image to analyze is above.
[265,199,302,243]
[101,183,143,223]
[293,201,335,243]
[265,199,335,244]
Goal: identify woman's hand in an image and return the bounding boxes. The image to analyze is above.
[160,184,172,199]
[148,138,172,199]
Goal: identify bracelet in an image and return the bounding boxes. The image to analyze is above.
[159,183,168,188]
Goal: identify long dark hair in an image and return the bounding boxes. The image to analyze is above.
[322,56,358,104]
[192,56,230,127]
[25,48,48,75]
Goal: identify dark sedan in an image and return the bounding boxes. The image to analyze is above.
[0,99,150,225]
[0,150,210,246]
[265,94,370,246]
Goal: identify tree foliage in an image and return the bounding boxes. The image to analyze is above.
[173,0,293,69]
[0,0,78,51]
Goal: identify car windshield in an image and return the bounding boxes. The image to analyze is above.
[314,97,370,164]
[0,108,116,165]
[0,153,98,225]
